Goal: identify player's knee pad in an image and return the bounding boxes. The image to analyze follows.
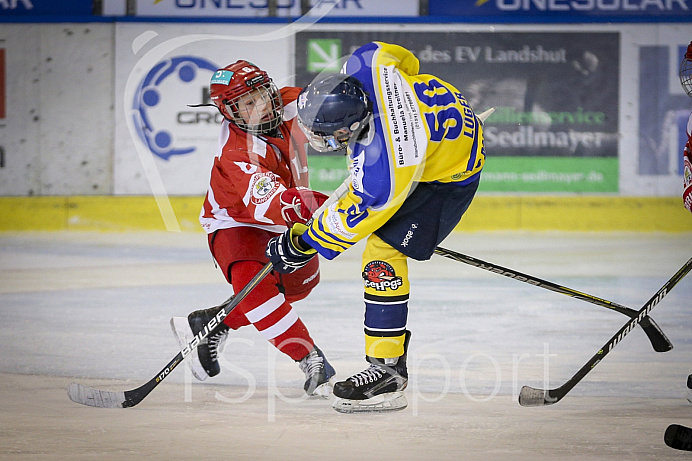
[361,234,410,359]
[362,234,410,296]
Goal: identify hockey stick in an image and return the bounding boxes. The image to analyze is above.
[68,263,274,408]
[518,257,692,407]
[433,247,673,353]
[68,180,351,408]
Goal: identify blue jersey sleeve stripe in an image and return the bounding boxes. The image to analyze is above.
[313,215,353,247]
[352,122,394,210]
[303,229,342,260]
[466,116,480,172]
[345,43,395,212]
[308,225,350,251]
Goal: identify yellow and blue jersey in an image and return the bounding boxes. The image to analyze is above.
[303,42,485,260]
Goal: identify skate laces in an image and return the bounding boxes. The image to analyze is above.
[207,330,228,360]
[349,364,387,387]
[299,349,325,378]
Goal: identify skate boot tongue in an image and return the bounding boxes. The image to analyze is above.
[332,331,411,412]
[170,306,230,381]
[348,363,387,388]
[332,359,408,413]
[298,346,336,397]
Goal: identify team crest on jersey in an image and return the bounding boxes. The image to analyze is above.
[250,172,279,205]
[362,260,403,291]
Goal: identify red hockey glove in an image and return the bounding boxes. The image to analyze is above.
[280,187,329,226]
[683,138,692,214]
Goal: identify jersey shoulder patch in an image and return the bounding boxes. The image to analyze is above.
[250,172,279,205]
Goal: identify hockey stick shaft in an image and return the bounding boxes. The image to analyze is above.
[127,262,274,407]
[433,247,673,352]
[68,179,351,408]
[68,263,274,408]
[519,257,692,407]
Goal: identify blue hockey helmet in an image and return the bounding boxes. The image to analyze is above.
[296,73,372,152]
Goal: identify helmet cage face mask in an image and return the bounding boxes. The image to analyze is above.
[224,81,283,135]
[210,61,284,135]
[296,74,372,153]
[681,57,692,97]
[297,118,367,153]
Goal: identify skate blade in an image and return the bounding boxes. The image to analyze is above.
[332,391,407,413]
[170,317,208,382]
[309,377,335,399]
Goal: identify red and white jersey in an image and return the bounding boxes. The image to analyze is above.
[200,87,310,234]
[683,111,692,213]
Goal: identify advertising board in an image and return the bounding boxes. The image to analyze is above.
[133,0,418,18]
[429,0,692,22]
[296,31,620,192]
[114,23,294,198]
[0,0,92,16]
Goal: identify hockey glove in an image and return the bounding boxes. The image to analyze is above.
[266,223,317,274]
[280,187,329,226]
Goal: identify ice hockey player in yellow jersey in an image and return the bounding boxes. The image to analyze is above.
[266,41,487,413]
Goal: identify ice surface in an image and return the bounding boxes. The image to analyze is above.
[0,231,690,460]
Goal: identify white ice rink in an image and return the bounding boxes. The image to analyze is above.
[1,231,691,460]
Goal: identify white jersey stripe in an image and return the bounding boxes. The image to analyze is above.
[248,135,268,161]
[216,121,230,158]
[283,99,298,121]
[257,308,299,340]
[244,293,285,323]
[200,180,286,234]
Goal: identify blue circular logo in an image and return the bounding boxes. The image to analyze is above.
[133,56,218,161]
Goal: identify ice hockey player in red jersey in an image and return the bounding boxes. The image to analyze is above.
[170,60,335,396]
[680,41,692,214]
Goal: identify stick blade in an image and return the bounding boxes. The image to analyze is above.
[68,383,127,408]
[518,386,559,407]
[665,424,692,451]
[639,316,673,352]
[477,107,496,123]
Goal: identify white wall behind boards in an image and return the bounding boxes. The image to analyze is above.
[0,24,113,196]
[113,23,294,195]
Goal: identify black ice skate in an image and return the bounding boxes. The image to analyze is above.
[333,331,410,413]
[298,346,336,397]
[170,306,229,381]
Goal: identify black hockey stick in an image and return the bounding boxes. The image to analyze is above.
[68,262,275,408]
[518,257,692,407]
[433,247,673,352]
[68,180,351,408]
